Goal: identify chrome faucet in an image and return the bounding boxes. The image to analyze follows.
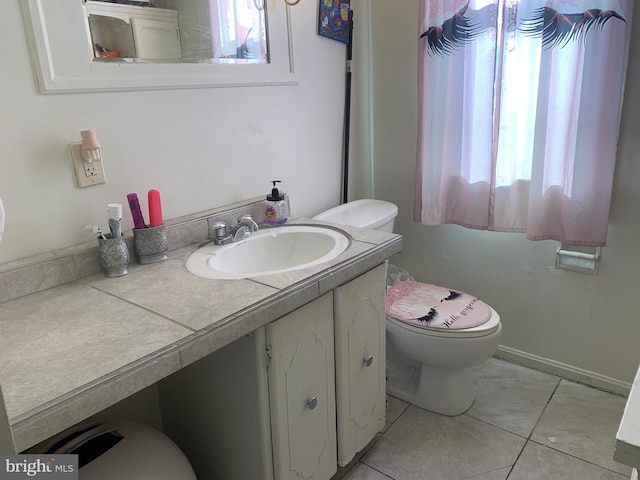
[210,215,259,245]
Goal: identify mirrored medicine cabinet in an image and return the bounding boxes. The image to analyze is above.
[21,0,296,93]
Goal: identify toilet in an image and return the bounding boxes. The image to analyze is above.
[313,199,502,416]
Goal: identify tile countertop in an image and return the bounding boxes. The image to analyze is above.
[0,218,401,452]
[616,364,640,477]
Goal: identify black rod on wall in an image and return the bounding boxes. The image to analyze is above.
[342,9,354,204]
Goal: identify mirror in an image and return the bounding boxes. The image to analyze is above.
[21,0,295,93]
[86,0,269,64]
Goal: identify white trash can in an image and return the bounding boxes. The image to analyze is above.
[41,422,197,480]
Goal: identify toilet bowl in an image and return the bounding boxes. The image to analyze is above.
[313,199,502,416]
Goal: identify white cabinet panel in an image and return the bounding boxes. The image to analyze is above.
[131,17,181,60]
[334,264,387,466]
[267,293,337,480]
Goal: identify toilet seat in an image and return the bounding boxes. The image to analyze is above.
[386,281,493,330]
[387,308,501,338]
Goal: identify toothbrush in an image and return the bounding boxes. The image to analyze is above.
[84,225,106,240]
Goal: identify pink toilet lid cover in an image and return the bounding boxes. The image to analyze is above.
[386,281,491,330]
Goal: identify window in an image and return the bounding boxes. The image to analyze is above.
[415,0,632,246]
[210,0,268,62]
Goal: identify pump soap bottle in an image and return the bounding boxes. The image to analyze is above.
[265,180,290,226]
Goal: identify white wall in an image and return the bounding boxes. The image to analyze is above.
[346,2,374,201]
[368,1,640,384]
[0,0,349,264]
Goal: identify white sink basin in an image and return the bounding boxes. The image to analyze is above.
[185,225,350,279]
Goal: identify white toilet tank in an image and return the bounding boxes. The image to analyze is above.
[313,199,398,232]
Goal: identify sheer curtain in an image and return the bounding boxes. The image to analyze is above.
[209,0,267,61]
[414,0,632,246]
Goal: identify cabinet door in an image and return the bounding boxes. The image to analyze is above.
[131,17,181,59]
[334,264,387,466]
[266,293,337,480]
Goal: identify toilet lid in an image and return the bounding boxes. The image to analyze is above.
[386,281,491,330]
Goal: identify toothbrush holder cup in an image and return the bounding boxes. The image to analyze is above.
[133,225,168,264]
[97,234,129,277]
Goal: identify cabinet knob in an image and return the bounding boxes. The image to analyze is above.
[306,396,318,410]
[364,355,374,367]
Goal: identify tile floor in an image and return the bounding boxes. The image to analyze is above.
[337,358,631,480]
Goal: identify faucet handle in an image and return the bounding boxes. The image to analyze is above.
[210,221,228,242]
[237,215,259,231]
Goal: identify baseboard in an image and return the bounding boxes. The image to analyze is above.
[495,346,632,397]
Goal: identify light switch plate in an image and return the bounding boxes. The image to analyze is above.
[70,142,106,188]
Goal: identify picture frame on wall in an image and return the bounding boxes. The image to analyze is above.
[317,0,351,44]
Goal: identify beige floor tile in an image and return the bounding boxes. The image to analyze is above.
[531,380,631,476]
[381,395,410,433]
[341,463,393,480]
[467,358,560,437]
[362,405,526,480]
[462,467,512,479]
[380,421,393,435]
[386,395,410,424]
[509,441,628,480]
[361,359,632,479]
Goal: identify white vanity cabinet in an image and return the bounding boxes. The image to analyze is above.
[158,264,386,480]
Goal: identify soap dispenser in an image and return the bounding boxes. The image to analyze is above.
[265,180,290,226]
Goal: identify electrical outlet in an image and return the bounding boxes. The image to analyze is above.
[85,163,98,177]
[70,142,106,188]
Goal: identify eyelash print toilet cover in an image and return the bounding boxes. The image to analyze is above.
[386,281,491,329]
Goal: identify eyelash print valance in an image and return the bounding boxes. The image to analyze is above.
[421,1,628,56]
[519,6,626,48]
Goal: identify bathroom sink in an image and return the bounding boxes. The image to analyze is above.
[185,225,350,279]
